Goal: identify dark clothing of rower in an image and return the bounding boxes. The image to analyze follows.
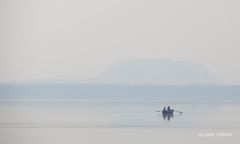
[167,106,171,112]
[163,107,166,113]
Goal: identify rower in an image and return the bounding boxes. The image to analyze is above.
[167,106,171,112]
[163,107,166,113]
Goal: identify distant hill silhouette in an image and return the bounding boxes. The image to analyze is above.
[88,59,221,85]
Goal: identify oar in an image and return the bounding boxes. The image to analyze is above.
[173,110,183,113]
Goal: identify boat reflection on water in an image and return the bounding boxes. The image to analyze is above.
[162,111,174,121]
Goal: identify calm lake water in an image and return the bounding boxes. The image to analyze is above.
[0,100,239,144]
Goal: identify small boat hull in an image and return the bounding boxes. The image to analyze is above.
[162,110,174,121]
[162,110,174,115]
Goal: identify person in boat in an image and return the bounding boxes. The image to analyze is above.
[163,107,166,113]
[167,106,171,112]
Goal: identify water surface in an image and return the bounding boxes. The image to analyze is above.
[0,100,239,128]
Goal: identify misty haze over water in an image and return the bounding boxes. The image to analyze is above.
[1,0,240,143]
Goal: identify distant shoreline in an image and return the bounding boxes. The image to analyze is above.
[0,84,240,102]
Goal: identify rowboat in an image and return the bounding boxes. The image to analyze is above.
[162,109,174,115]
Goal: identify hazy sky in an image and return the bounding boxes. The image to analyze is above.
[1,0,240,84]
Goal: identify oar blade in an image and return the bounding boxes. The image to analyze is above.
[173,110,183,113]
